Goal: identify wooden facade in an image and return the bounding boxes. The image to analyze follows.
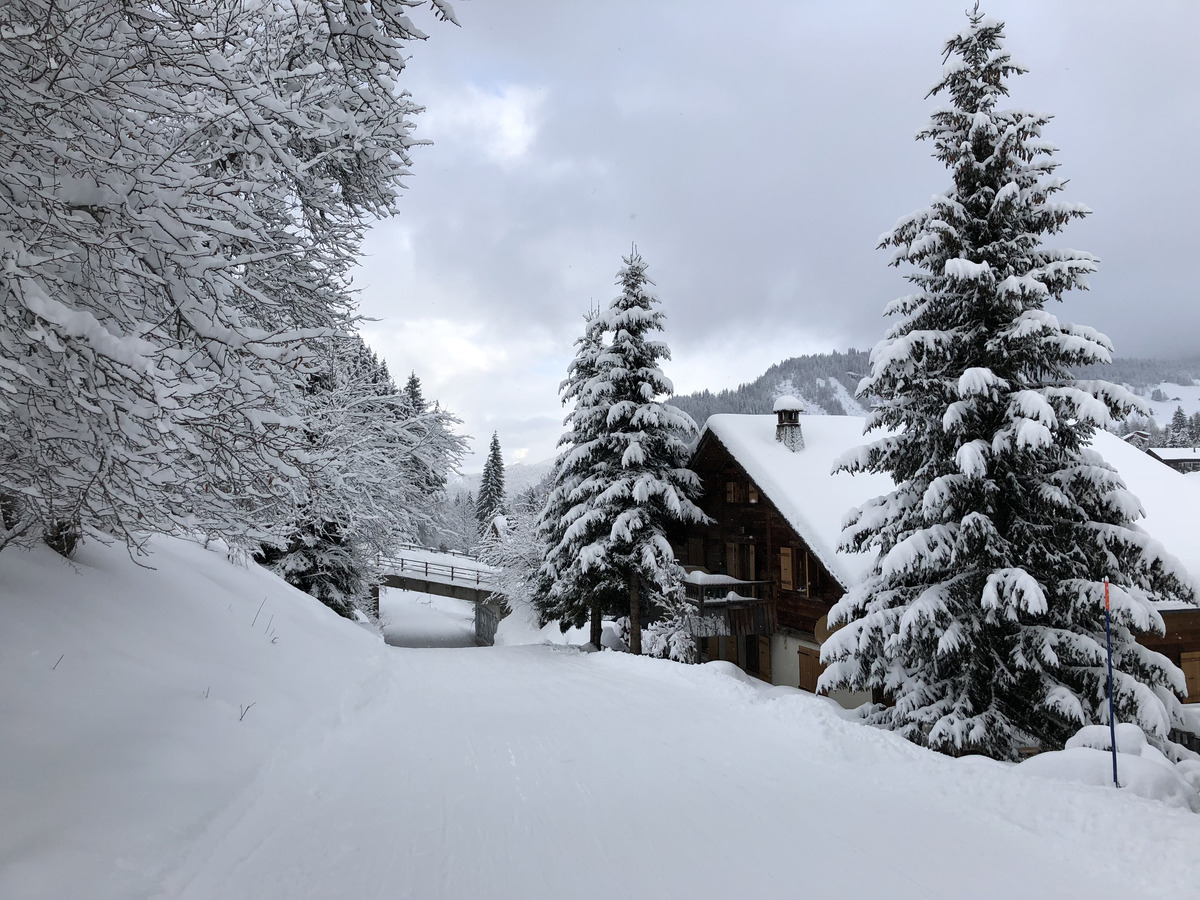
[676,429,845,693]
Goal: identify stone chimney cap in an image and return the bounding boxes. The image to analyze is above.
[773,395,804,412]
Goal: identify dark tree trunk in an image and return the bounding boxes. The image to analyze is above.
[590,602,602,649]
[628,571,641,655]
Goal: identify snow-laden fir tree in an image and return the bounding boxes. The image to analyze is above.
[476,433,507,531]
[538,252,707,655]
[394,371,456,547]
[401,373,428,417]
[536,309,626,647]
[1169,406,1190,448]
[819,8,1197,759]
[0,0,455,556]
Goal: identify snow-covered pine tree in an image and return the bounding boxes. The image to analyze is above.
[476,433,507,530]
[392,370,457,546]
[0,0,455,556]
[819,8,1197,759]
[536,309,626,646]
[540,252,707,655]
[402,373,428,417]
[1169,406,1190,448]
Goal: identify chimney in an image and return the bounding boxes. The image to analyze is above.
[774,395,804,451]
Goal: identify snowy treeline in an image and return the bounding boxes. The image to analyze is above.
[534,252,708,656]
[818,10,1198,760]
[0,0,467,614]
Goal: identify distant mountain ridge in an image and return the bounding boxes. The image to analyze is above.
[670,350,1200,426]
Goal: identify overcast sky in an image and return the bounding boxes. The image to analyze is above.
[353,0,1200,471]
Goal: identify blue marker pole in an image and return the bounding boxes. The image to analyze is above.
[1104,576,1119,789]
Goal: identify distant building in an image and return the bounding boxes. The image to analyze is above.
[1148,446,1200,475]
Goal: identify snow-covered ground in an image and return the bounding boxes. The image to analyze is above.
[1136,380,1200,425]
[380,587,476,648]
[4,536,1200,899]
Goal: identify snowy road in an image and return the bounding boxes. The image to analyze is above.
[160,645,1192,900]
[6,539,1199,900]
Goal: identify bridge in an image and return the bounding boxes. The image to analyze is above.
[375,545,506,645]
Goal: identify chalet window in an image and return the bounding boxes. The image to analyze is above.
[748,483,759,504]
[1183,652,1200,703]
[725,480,748,503]
[780,547,793,591]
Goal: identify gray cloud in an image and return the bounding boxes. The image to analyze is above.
[354,0,1200,469]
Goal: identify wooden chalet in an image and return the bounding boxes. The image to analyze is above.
[676,400,1200,711]
[1147,446,1200,475]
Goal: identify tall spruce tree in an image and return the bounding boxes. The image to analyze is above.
[536,309,625,646]
[1169,406,1190,448]
[538,252,706,655]
[819,9,1196,759]
[476,433,507,530]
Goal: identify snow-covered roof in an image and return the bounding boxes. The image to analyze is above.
[772,395,804,412]
[700,414,1200,597]
[1090,432,1200,600]
[1149,447,1200,463]
[702,415,890,588]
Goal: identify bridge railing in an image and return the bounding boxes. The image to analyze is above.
[380,554,496,589]
[393,541,481,562]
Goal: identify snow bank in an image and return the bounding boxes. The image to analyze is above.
[1016,724,1200,812]
[0,536,388,900]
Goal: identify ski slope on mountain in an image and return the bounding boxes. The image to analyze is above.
[3,536,1200,899]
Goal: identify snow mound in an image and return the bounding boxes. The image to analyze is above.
[1017,725,1200,812]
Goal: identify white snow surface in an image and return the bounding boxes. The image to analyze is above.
[1152,446,1200,463]
[1017,725,1200,812]
[1138,381,1200,424]
[379,587,476,648]
[702,414,1200,594]
[4,535,1200,899]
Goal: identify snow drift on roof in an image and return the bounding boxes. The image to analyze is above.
[702,415,889,588]
[701,414,1200,600]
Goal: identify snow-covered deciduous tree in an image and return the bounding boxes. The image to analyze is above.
[819,9,1197,760]
[0,0,455,556]
[255,337,466,618]
[477,482,551,629]
[538,252,708,655]
[476,433,507,530]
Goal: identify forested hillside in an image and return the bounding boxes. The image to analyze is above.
[671,350,1200,426]
[669,349,871,424]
